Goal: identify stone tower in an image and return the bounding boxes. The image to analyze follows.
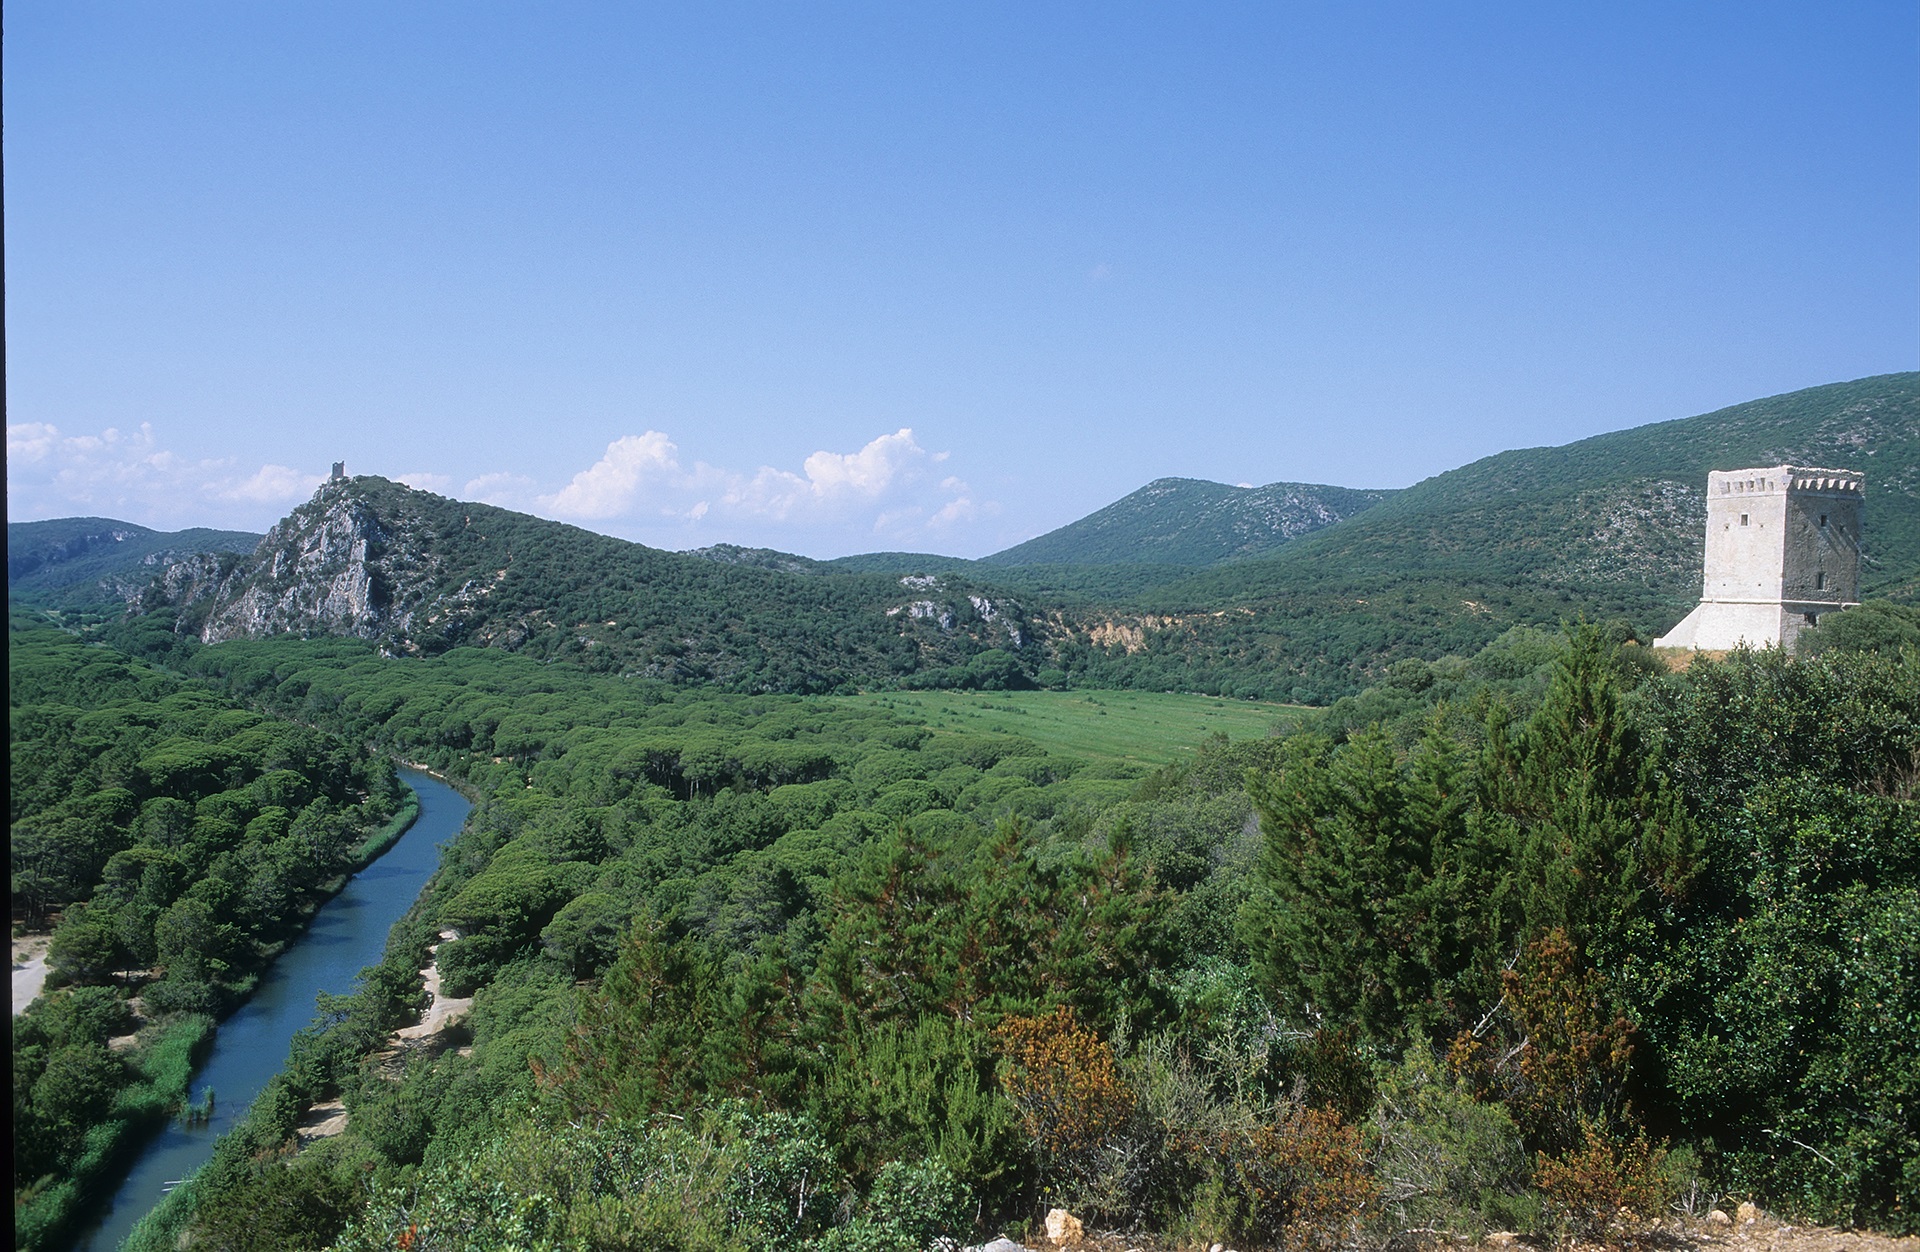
[1653,465,1863,652]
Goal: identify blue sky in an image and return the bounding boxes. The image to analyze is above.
[7,2,1916,556]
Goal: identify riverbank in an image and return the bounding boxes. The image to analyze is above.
[296,926,473,1152]
[394,928,472,1044]
[354,787,423,864]
[72,770,467,1252]
[13,1014,214,1252]
[15,794,417,1252]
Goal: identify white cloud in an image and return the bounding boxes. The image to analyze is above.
[801,428,923,499]
[537,426,989,552]
[722,465,812,519]
[5,419,326,528]
[722,429,942,520]
[542,431,685,519]
[4,416,997,556]
[463,472,539,508]
[396,471,454,494]
[218,464,324,503]
[8,423,60,463]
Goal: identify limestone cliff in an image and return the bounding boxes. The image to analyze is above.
[146,480,450,647]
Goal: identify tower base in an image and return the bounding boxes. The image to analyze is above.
[1652,599,1855,653]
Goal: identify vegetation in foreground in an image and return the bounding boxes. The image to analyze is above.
[9,615,411,1252]
[40,611,1899,1252]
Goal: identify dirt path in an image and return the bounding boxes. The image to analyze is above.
[297,930,476,1149]
[982,1207,1920,1252]
[394,929,472,1043]
[13,934,52,1016]
[1679,1207,1919,1252]
[295,1099,349,1146]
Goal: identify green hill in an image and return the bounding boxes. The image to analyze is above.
[137,477,1048,694]
[1050,373,1918,700]
[91,373,1920,705]
[1165,371,1918,608]
[7,517,263,605]
[982,477,1395,567]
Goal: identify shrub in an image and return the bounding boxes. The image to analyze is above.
[717,1105,843,1247]
[1228,1105,1376,1252]
[993,1005,1139,1218]
[1366,1045,1535,1241]
[819,1158,976,1251]
[1533,1119,1671,1242]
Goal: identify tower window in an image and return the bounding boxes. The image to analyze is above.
[1815,572,1825,590]
[1819,514,1828,528]
[1740,514,1749,526]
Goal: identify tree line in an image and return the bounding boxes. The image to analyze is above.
[72,615,1917,1251]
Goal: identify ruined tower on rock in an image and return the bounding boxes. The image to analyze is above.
[1654,465,1863,653]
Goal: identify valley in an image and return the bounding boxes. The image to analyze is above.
[9,373,1918,1252]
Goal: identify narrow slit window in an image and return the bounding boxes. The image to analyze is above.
[1740,514,1749,526]
[1819,514,1828,528]
[1815,572,1826,590]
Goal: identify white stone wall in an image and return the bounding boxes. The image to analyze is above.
[1656,465,1864,652]
[1703,469,1791,602]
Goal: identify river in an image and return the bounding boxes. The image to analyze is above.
[72,768,471,1252]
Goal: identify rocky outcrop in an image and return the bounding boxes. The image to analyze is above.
[145,479,451,647]
[133,475,1059,688]
[9,517,263,606]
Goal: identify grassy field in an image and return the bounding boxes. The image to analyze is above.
[838,689,1306,768]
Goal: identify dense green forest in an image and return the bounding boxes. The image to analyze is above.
[45,610,1907,1251]
[9,373,1916,1248]
[9,617,413,1251]
[140,477,1048,695]
[1056,373,1920,700]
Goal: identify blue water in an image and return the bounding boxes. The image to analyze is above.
[72,769,472,1252]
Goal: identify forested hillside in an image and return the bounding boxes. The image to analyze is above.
[1055,373,1920,700]
[73,614,1917,1252]
[980,478,1395,567]
[9,617,412,1252]
[22,374,1912,705]
[136,476,1046,693]
[1165,372,1919,607]
[7,518,261,606]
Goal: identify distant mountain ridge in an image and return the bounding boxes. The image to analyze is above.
[981,478,1396,567]
[1064,372,1920,700]
[134,477,1044,693]
[1155,370,1920,611]
[7,517,263,605]
[20,371,1914,703]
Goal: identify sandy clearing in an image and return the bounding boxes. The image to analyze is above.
[13,934,52,1016]
[394,929,473,1042]
[295,1098,349,1145]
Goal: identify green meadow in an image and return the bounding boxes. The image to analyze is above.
[835,688,1305,767]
